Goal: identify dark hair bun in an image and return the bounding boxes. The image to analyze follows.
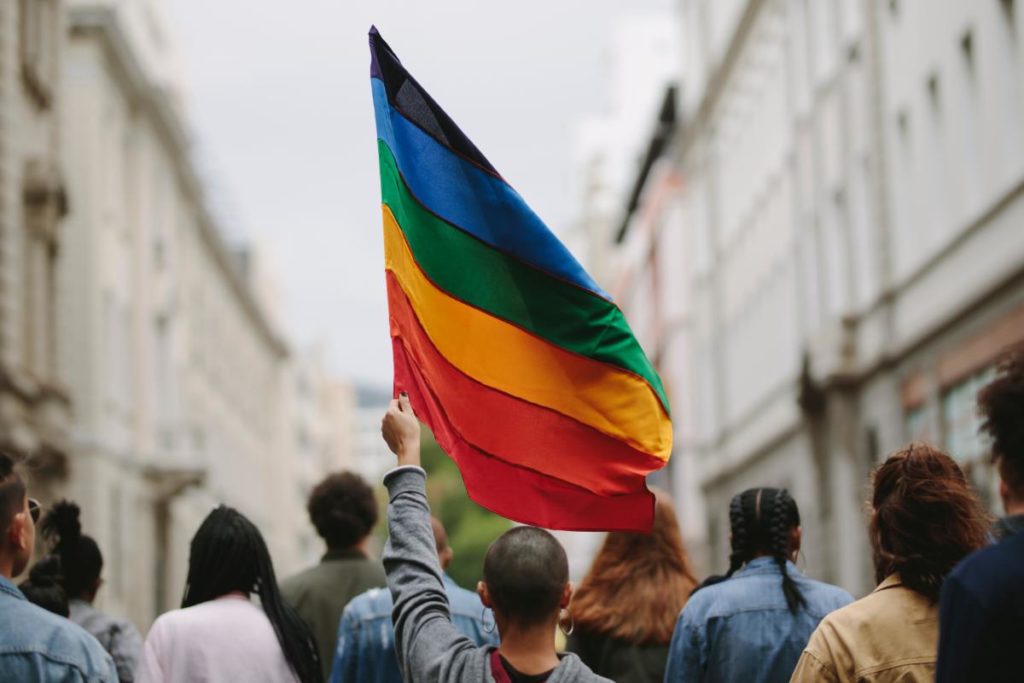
[41,500,83,547]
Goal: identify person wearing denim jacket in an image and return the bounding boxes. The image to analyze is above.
[0,452,117,682]
[329,514,498,682]
[664,488,852,683]
[330,573,499,683]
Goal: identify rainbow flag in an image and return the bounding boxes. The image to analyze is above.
[369,27,671,532]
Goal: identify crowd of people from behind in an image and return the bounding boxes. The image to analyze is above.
[0,343,1021,682]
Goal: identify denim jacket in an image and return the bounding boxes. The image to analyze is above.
[0,574,117,682]
[664,557,853,683]
[329,573,499,683]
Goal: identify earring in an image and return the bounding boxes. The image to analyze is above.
[481,606,496,634]
[558,608,575,637]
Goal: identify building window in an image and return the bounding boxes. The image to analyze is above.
[961,30,975,72]
[22,160,64,379]
[1001,0,1017,27]
[896,109,909,139]
[19,0,58,107]
[941,366,998,509]
[926,73,941,110]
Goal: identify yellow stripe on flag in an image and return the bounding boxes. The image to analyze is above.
[383,205,671,460]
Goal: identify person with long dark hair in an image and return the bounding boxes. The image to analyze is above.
[791,443,990,682]
[136,506,321,683]
[41,500,142,681]
[664,487,852,682]
[380,394,610,682]
[566,489,697,683]
[937,345,1024,682]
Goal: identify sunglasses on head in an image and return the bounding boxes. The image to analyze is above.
[28,498,40,524]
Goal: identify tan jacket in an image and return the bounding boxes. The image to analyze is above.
[790,574,937,683]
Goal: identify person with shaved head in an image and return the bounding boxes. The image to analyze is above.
[377,394,610,682]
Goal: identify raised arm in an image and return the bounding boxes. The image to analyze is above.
[380,395,479,682]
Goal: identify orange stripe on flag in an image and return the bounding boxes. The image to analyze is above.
[387,272,665,495]
[382,205,672,460]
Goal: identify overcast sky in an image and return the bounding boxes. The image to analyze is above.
[167,0,673,389]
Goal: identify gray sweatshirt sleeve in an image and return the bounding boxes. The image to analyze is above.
[383,467,488,683]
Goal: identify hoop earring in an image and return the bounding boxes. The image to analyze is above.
[558,608,575,637]
[481,606,496,634]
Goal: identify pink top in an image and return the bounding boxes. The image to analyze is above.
[136,594,299,683]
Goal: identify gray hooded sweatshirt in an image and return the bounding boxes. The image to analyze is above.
[383,467,611,683]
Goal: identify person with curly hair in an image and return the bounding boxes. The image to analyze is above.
[665,487,851,682]
[566,489,697,683]
[280,472,385,680]
[936,344,1024,682]
[791,443,990,682]
[42,500,142,682]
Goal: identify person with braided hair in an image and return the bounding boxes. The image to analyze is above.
[791,443,989,682]
[137,506,323,683]
[664,487,852,682]
[42,500,142,682]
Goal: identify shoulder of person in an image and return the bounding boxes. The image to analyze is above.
[354,556,387,583]
[279,565,315,594]
[446,582,484,616]
[550,651,614,683]
[807,590,888,649]
[149,601,221,632]
[953,535,1022,585]
[344,586,392,621]
[681,573,761,620]
[42,606,116,674]
[106,615,143,644]
[945,538,1024,614]
[800,578,855,609]
[34,600,104,647]
[0,597,113,679]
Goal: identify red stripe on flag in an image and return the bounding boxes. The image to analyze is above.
[387,272,665,496]
[392,337,655,532]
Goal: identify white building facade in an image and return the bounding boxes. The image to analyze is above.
[0,0,73,499]
[58,2,290,625]
[651,0,1024,594]
[278,347,357,575]
[53,2,357,628]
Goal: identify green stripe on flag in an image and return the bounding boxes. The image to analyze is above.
[379,140,670,415]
